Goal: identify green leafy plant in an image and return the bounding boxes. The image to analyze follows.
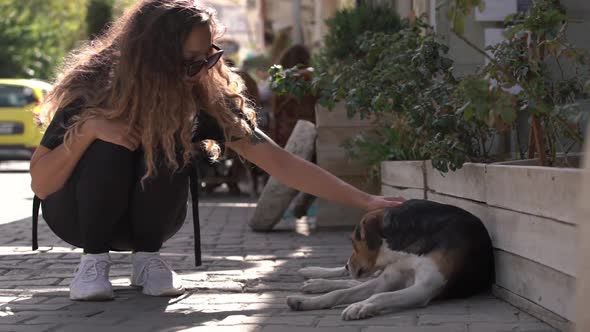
[330,20,495,174]
[269,0,589,175]
[0,0,88,79]
[446,0,484,34]
[342,114,426,178]
[268,64,313,102]
[323,3,403,61]
[269,9,497,174]
[86,0,114,39]
[457,0,589,166]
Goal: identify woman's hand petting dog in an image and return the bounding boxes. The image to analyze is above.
[365,195,406,211]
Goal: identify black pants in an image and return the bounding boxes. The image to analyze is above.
[41,140,189,254]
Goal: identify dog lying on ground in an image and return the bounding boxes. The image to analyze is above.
[287,199,495,320]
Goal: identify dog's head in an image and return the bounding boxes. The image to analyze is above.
[346,209,385,279]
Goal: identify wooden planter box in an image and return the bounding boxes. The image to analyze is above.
[485,161,580,331]
[424,163,492,246]
[380,160,426,199]
[426,163,487,202]
[315,103,378,228]
[380,159,582,331]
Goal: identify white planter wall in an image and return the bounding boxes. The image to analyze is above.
[380,160,582,331]
[380,160,426,200]
[485,164,581,225]
[426,163,487,202]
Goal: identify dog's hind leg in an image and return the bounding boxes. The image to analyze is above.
[341,264,446,320]
[288,265,405,311]
[298,266,349,279]
[301,279,362,294]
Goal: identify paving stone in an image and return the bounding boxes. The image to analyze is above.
[3,309,108,320]
[0,303,72,311]
[0,315,32,324]
[261,327,360,332]
[316,312,416,327]
[209,260,247,268]
[187,281,244,292]
[199,294,261,304]
[245,255,277,261]
[0,275,35,281]
[467,322,559,332]
[414,304,469,316]
[1,297,48,305]
[5,287,69,297]
[275,308,343,316]
[244,282,301,292]
[419,313,521,325]
[0,278,60,287]
[216,314,317,326]
[165,303,245,313]
[26,315,124,325]
[0,324,56,332]
[365,325,467,332]
[53,324,152,332]
[256,292,294,300]
[0,296,16,304]
[169,325,261,332]
[239,302,287,311]
[41,298,77,305]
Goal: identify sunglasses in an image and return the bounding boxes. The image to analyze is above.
[184,44,224,77]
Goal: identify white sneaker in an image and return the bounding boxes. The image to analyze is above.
[131,252,185,296]
[69,253,114,301]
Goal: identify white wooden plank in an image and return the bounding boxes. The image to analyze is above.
[428,193,577,277]
[486,164,582,225]
[380,161,426,189]
[426,163,487,202]
[494,250,575,321]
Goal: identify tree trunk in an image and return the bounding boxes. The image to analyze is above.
[530,116,547,166]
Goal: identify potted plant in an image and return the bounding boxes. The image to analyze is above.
[333,18,495,202]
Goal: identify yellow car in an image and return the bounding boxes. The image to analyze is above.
[0,79,52,160]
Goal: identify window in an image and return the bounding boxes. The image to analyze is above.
[0,85,37,107]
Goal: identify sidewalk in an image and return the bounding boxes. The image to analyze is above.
[0,194,557,332]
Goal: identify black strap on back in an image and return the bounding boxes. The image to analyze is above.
[189,161,202,266]
[32,195,40,251]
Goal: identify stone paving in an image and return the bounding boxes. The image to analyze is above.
[0,189,558,331]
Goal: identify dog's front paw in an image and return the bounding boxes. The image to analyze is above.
[297,267,322,279]
[287,295,308,311]
[341,302,377,320]
[300,279,331,294]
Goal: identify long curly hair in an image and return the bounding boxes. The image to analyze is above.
[40,0,256,181]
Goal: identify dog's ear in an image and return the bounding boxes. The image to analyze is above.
[361,210,384,251]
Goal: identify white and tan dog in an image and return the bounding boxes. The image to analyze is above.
[287,199,494,320]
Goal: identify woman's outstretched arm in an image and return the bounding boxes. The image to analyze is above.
[226,129,405,211]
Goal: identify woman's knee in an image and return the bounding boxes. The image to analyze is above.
[78,139,135,175]
[81,139,135,167]
[75,139,136,197]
